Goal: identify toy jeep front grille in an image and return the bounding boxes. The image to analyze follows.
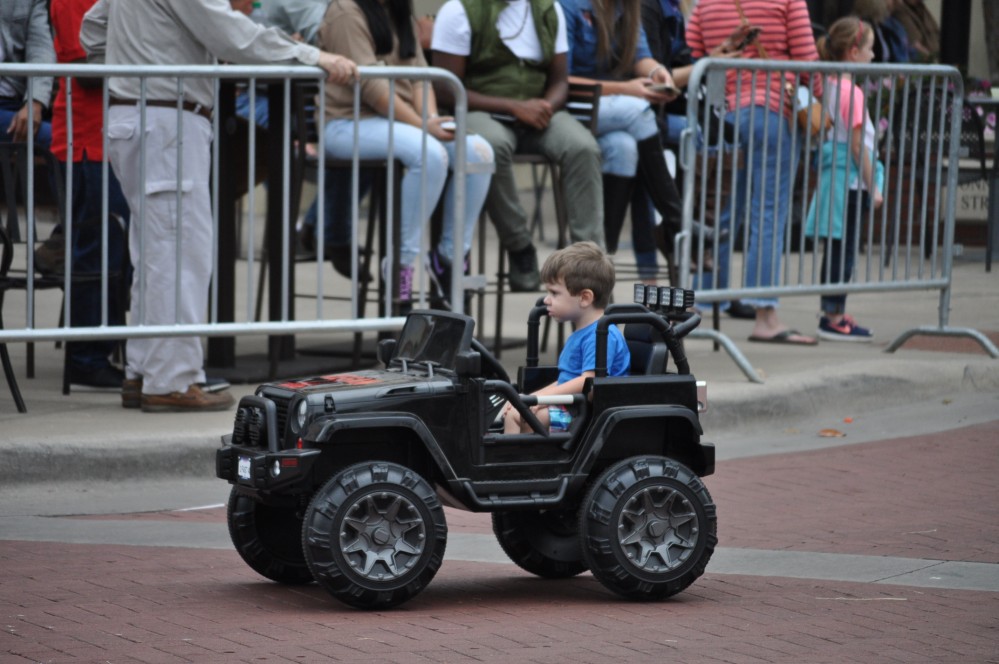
[257,389,291,441]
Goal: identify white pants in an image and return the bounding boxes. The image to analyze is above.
[107,105,213,395]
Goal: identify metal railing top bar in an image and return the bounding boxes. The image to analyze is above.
[0,317,406,344]
[1,63,471,346]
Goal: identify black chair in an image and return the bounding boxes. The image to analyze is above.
[623,322,669,376]
[0,141,67,399]
[0,224,27,412]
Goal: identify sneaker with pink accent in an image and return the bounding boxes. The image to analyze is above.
[817,314,873,342]
[397,264,415,302]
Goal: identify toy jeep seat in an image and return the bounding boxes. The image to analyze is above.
[623,323,669,375]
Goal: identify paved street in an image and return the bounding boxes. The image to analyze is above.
[2,200,997,662]
[3,408,996,663]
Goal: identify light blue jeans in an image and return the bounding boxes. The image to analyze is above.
[711,106,798,309]
[594,94,659,177]
[323,117,494,265]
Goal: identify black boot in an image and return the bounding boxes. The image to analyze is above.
[635,135,728,250]
[602,174,635,255]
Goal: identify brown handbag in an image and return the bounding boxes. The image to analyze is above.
[731,0,830,137]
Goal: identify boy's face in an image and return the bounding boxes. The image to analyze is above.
[543,279,588,323]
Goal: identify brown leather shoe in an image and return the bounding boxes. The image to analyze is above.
[140,384,235,413]
[122,378,142,409]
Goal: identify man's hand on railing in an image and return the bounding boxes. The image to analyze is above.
[317,52,358,85]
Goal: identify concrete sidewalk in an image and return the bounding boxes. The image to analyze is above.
[1,250,997,484]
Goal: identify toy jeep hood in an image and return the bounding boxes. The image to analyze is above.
[270,369,419,394]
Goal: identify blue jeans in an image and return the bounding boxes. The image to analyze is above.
[323,117,494,265]
[712,106,798,309]
[302,168,372,248]
[59,158,131,370]
[0,97,52,146]
[595,95,659,177]
[234,89,270,129]
[661,112,688,148]
[235,91,365,247]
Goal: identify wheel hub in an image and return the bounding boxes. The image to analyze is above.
[339,491,427,581]
[618,485,699,573]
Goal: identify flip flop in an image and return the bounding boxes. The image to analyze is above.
[747,329,818,346]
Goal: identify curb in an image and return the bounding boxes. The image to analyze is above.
[3,359,998,485]
[702,359,999,435]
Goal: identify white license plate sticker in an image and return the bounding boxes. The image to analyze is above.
[237,456,251,480]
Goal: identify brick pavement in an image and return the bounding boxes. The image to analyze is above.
[2,422,997,663]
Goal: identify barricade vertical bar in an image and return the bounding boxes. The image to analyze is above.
[916,76,936,279]
[101,79,112,328]
[281,78,292,322]
[101,77,112,325]
[451,79,468,314]
[211,77,220,325]
[351,79,362,320]
[315,77,326,319]
[25,77,35,325]
[137,79,147,326]
[246,79,257,322]
[418,79,429,309]
[938,77,964,328]
[929,77,949,278]
[65,76,75,327]
[175,79,185,325]
[386,80,397,318]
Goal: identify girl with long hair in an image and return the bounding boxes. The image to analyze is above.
[805,16,883,341]
[559,0,721,284]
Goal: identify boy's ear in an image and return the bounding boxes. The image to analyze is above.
[578,288,595,307]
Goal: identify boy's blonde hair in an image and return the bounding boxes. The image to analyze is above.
[540,241,616,309]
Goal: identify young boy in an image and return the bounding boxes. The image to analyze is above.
[503,242,631,434]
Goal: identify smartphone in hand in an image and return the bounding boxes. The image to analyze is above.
[647,82,682,96]
[439,120,457,132]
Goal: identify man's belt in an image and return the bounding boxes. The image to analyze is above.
[109,97,212,121]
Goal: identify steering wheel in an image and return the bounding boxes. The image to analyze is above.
[470,338,510,384]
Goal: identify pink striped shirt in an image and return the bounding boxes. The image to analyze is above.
[686,0,820,116]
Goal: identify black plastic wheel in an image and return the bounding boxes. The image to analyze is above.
[492,510,587,578]
[580,456,717,600]
[226,487,314,585]
[302,462,447,609]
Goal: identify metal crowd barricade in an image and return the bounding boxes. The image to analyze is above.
[0,63,475,356]
[677,58,998,382]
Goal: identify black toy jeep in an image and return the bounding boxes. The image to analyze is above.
[216,285,716,609]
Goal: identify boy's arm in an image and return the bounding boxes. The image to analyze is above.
[534,373,592,397]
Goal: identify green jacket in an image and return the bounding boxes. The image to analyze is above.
[460,0,559,100]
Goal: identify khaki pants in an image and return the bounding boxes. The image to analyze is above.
[467,110,605,252]
[107,105,213,395]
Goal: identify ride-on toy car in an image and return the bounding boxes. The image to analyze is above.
[216,285,717,609]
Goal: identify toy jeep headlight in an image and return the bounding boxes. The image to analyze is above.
[290,398,309,434]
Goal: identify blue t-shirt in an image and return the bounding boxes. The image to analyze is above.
[558,0,652,78]
[558,320,630,383]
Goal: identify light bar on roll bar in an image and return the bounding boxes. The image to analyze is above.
[632,283,695,314]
